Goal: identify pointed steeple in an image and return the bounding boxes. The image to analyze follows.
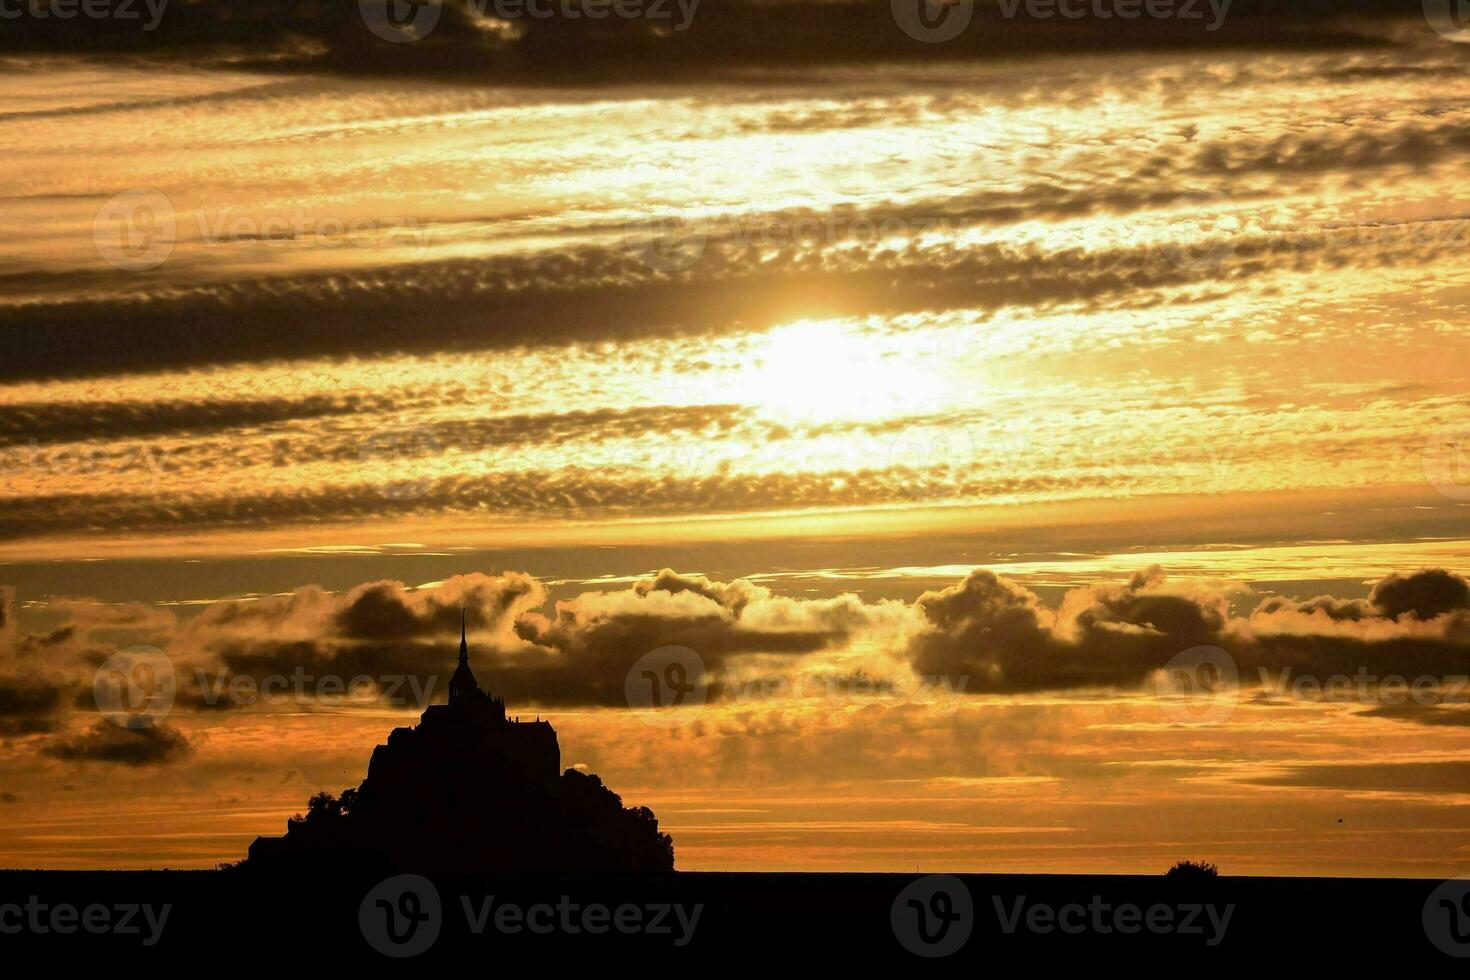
[448,607,480,706]
[459,607,468,665]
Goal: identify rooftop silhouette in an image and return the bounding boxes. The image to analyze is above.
[243,613,674,874]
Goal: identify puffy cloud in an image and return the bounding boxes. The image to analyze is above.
[511,569,895,706]
[909,566,1238,692]
[0,674,68,735]
[909,567,1470,694]
[1367,569,1470,622]
[10,565,1470,733]
[40,720,192,767]
[1251,569,1470,625]
[160,568,890,710]
[169,573,546,709]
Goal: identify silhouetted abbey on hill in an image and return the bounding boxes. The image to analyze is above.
[244,615,674,873]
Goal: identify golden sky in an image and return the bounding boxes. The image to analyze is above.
[2,4,1470,876]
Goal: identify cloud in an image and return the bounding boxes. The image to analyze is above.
[180,572,541,645]
[909,566,1235,692]
[0,392,410,449]
[1245,759,1470,796]
[909,566,1470,693]
[1366,568,1470,621]
[156,568,901,710]
[0,586,12,651]
[1355,703,1470,727]
[0,1,1408,81]
[12,564,1470,727]
[0,198,1428,384]
[168,572,546,707]
[0,468,1118,542]
[0,592,177,738]
[0,675,68,735]
[40,720,193,767]
[510,568,894,706]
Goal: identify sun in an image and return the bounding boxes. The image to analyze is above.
[737,319,939,425]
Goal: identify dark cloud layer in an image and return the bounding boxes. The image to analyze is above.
[0,675,67,735]
[1247,759,1470,796]
[0,392,412,449]
[0,1,1411,80]
[0,235,1213,382]
[4,182,1458,386]
[0,468,1114,541]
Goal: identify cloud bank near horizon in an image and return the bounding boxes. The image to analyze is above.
[3,563,1468,769]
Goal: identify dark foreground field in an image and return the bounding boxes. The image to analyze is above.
[0,870,1462,964]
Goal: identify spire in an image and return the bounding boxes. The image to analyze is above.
[449,607,480,707]
[459,607,468,666]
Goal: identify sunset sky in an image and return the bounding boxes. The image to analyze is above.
[3,1,1470,876]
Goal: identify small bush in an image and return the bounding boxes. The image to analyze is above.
[1164,860,1219,880]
